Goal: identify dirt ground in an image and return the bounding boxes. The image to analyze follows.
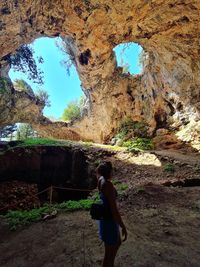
[0,148,200,267]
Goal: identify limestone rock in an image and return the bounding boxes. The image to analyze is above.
[0,0,199,146]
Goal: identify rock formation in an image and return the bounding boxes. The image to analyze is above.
[0,0,199,145]
[0,145,93,201]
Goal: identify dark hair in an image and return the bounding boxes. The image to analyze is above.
[96,161,113,180]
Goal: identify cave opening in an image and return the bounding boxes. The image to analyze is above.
[113,42,144,75]
[8,37,85,122]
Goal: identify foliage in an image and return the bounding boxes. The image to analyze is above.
[62,96,85,121]
[81,141,94,148]
[13,79,30,92]
[115,118,149,143]
[4,206,50,230]
[164,163,175,172]
[3,180,128,230]
[62,100,80,121]
[0,77,9,94]
[117,183,128,191]
[114,118,153,152]
[112,180,128,193]
[55,199,94,210]
[55,38,75,76]
[4,198,96,230]
[6,45,44,84]
[123,138,154,152]
[14,79,28,91]
[0,124,17,140]
[16,124,36,140]
[89,191,100,201]
[13,79,35,98]
[35,89,51,107]
[8,137,72,148]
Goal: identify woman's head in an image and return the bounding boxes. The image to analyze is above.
[96,161,113,180]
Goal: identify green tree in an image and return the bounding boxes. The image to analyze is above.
[62,100,81,121]
[5,45,44,84]
[35,89,51,107]
[62,96,85,121]
[16,123,35,140]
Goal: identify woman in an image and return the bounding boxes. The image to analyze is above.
[97,161,127,267]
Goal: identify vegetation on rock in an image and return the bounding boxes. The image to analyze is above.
[113,118,153,151]
[0,77,9,94]
[123,138,154,152]
[115,118,149,140]
[13,79,50,107]
[35,88,51,107]
[7,137,72,148]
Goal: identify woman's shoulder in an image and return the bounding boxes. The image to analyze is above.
[98,176,105,190]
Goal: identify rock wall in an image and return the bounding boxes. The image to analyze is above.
[0,146,94,200]
[0,0,199,143]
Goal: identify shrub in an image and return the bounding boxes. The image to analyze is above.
[164,163,175,172]
[35,89,51,107]
[14,79,30,91]
[114,118,149,145]
[4,198,96,230]
[0,77,10,94]
[55,199,94,210]
[123,138,153,152]
[4,206,50,230]
[112,180,128,194]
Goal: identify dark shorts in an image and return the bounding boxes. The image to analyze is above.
[99,219,119,245]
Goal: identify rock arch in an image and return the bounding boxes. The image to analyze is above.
[0,0,199,143]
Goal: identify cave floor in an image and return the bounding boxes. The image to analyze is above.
[0,147,200,267]
[0,186,200,267]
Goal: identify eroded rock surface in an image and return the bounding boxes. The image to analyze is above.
[0,146,94,201]
[0,0,200,144]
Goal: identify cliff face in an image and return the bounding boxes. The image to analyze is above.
[0,0,199,144]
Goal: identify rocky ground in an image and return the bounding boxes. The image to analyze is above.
[0,181,40,212]
[0,145,200,267]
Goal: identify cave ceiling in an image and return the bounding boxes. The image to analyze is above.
[0,0,199,145]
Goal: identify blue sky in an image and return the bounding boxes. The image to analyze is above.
[114,43,143,74]
[9,37,142,119]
